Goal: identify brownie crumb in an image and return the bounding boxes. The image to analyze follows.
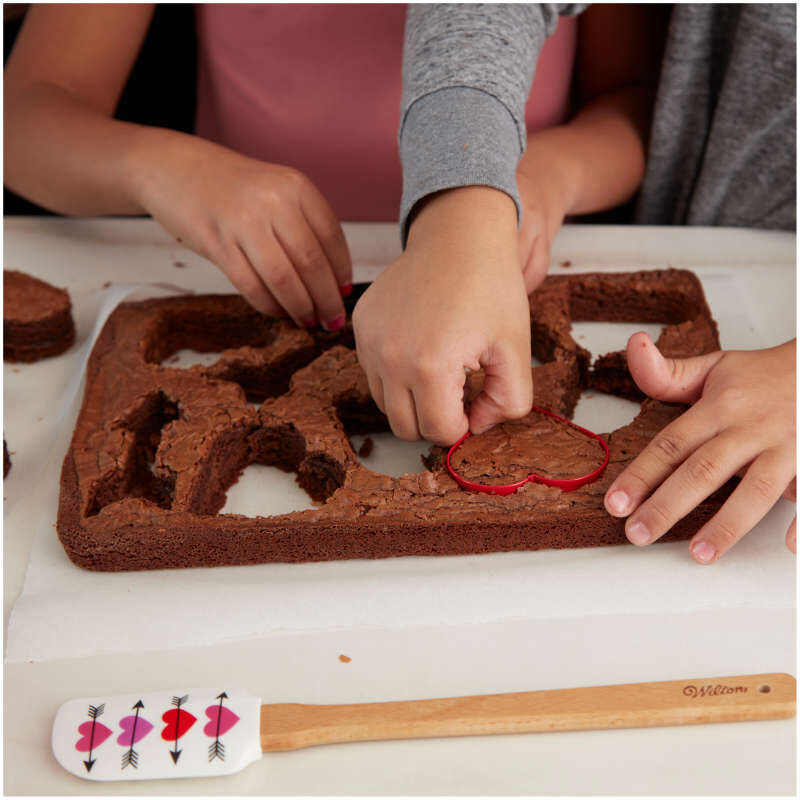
[560,260,572,268]
[358,436,374,458]
[102,281,111,289]
[173,261,186,269]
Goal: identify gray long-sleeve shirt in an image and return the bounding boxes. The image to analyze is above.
[399,3,583,240]
[399,3,796,240]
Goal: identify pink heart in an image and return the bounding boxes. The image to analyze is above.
[75,720,112,752]
[117,715,154,746]
[204,705,240,737]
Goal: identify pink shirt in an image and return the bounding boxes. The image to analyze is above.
[195,4,577,222]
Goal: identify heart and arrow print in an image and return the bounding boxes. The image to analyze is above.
[53,689,262,781]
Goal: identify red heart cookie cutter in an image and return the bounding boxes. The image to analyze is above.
[446,404,610,496]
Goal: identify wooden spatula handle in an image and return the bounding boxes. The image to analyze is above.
[259,672,795,751]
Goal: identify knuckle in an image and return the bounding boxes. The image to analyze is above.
[389,418,418,442]
[378,343,406,372]
[504,400,533,420]
[257,186,284,209]
[265,264,294,294]
[234,201,260,227]
[716,386,748,417]
[317,215,343,245]
[280,166,307,192]
[645,498,673,529]
[236,273,263,300]
[197,226,224,264]
[619,467,653,497]
[750,473,781,503]
[295,246,327,275]
[421,422,463,446]
[708,517,740,548]
[413,357,441,385]
[650,431,687,465]
[685,454,720,486]
[237,282,273,315]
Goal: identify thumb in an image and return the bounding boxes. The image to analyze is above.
[787,517,796,554]
[626,331,725,404]
[468,343,533,435]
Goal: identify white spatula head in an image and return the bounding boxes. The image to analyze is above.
[52,688,262,781]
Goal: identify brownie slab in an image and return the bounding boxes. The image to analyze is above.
[4,270,76,362]
[57,270,734,571]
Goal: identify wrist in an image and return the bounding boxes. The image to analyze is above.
[122,125,199,213]
[517,128,582,219]
[407,186,518,253]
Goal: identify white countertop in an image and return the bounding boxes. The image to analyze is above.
[3,217,797,795]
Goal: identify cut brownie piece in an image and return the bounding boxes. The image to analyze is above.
[542,270,722,400]
[57,270,735,571]
[4,270,76,362]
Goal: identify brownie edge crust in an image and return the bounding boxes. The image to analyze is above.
[57,271,735,571]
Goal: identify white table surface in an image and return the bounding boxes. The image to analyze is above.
[3,217,797,795]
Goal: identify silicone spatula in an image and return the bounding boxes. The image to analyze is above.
[52,673,795,782]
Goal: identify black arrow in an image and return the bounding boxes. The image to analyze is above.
[83,703,105,773]
[208,692,228,762]
[169,695,188,764]
[121,700,144,770]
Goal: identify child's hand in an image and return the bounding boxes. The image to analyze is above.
[136,135,352,329]
[604,334,796,562]
[352,187,532,445]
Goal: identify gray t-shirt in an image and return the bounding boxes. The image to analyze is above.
[399,3,796,240]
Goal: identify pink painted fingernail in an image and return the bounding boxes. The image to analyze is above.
[627,520,651,546]
[322,313,345,332]
[339,283,353,298]
[607,490,630,516]
[691,540,717,564]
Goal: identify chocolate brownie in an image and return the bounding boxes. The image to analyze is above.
[3,270,76,362]
[57,270,735,571]
[4,439,10,478]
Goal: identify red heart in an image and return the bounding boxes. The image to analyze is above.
[75,720,112,752]
[161,708,198,741]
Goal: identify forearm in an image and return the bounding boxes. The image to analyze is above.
[519,86,653,217]
[399,3,585,240]
[4,80,191,216]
